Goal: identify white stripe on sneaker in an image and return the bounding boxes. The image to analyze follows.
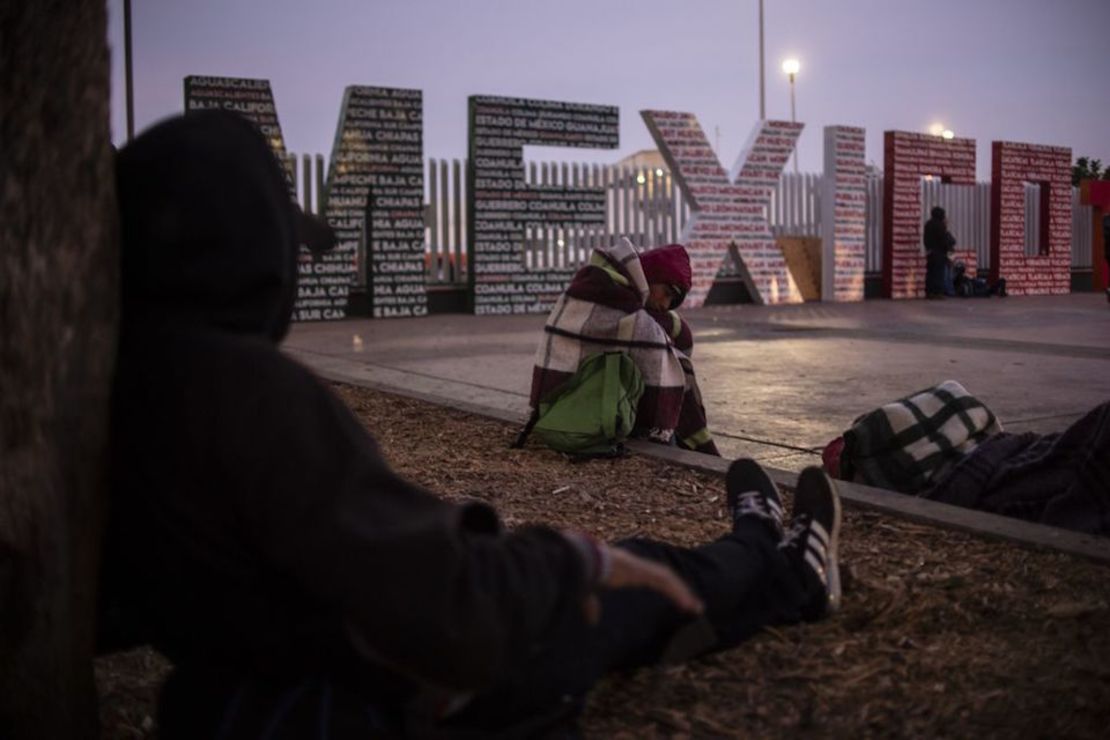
[811,520,829,548]
[804,549,827,582]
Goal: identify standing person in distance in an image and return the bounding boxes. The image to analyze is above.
[923,206,955,299]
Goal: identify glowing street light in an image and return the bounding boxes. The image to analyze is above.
[928,123,955,139]
[782,58,801,173]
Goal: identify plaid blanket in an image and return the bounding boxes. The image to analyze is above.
[840,381,1001,493]
[529,238,718,455]
[924,401,1110,536]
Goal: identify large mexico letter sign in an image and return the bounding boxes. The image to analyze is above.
[989,141,1071,295]
[642,112,804,306]
[185,76,429,320]
[185,74,1079,316]
[467,95,619,315]
[881,131,976,299]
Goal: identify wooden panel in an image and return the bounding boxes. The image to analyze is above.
[778,235,822,301]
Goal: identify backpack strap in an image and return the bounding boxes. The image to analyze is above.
[512,407,540,449]
[601,352,620,442]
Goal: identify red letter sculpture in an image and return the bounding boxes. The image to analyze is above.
[989,141,1071,295]
[882,131,976,299]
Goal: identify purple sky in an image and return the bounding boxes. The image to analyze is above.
[108,0,1110,179]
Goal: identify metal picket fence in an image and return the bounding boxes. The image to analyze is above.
[864,178,1092,273]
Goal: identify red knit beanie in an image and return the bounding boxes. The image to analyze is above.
[640,244,692,307]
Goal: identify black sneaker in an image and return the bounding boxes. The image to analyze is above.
[725,458,784,540]
[781,466,842,620]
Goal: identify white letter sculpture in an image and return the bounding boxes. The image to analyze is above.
[821,125,867,302]
[641,111,804,306]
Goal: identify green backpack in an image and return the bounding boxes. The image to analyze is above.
[518,352,645,456]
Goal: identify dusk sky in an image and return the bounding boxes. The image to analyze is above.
[108,0,1110,179]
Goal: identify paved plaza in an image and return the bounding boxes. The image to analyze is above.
[285,293,1110,470]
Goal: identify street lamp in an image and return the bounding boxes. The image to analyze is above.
[124,0,134,140]
[782,58,800,173]
[929,123,955,140]
[759,0,766,120]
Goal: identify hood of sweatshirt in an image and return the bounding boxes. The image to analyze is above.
[116,110,328,343]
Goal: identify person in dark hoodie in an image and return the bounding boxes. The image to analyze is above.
[101,110,843,738]
[922,206,955,299]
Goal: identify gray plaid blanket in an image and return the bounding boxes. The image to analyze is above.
[841,381,1002,493]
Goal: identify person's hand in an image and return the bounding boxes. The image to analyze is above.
[582,544,704,623]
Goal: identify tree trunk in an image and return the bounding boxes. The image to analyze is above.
[0,1,117,737]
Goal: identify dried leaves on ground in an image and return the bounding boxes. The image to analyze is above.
[96,384,1110,738]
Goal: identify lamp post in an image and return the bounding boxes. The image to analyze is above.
[758,0,766,120]
[782,58,800,173]
[124,0,134,141]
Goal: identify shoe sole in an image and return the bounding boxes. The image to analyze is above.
[795,466,842,614]
[725,458,783,525]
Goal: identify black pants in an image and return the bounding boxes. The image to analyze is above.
[161,519,809,739]
[444,518,807,736]
[925,254,948,295]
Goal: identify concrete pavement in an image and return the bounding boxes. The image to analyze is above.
[284,293,1110,471]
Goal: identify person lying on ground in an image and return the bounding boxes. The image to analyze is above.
[98,110,843,738]
[528,238,720,455]
[822,381,1110,537]
[952,260,1007,298]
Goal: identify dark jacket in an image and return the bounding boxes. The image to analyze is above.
[922,217,955,262]
[924,401,1110,536]
[101,112,593,697]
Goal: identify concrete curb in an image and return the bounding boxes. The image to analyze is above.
[294,349,1110,566]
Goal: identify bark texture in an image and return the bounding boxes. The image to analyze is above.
[0,0,117,737]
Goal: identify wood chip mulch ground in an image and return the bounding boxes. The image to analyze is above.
[96,384,1110,738]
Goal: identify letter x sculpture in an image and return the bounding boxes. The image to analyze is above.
[642,111,804,307]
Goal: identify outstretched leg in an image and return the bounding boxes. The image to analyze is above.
[447,462,842,735]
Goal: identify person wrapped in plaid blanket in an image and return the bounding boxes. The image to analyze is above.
[824,381,1110,536]
[528,238,720,455]
[826,380,1002,494]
